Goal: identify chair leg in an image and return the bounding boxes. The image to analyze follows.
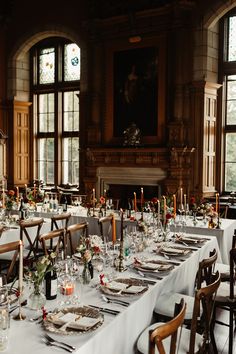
[229,309,234,354]
[210,325,218,354]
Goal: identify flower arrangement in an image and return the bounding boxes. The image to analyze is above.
[189,196,213,215]
[76,234,103,261]
[3,189,17,210]
[24,253,56,294]
[26,187,44,204]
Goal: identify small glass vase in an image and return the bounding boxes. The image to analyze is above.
[82,262,92,285]
[28,284,46,310]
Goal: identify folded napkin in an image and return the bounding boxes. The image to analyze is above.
[123,285,147,294]
[161,247,184,254]
[105,281,128,292]
[137,262,160,270]
[48,311,100,331]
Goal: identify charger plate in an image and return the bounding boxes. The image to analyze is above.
[100,277,148,297]
[43,306,104,335]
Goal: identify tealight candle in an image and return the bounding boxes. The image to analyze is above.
[61,283,74,296]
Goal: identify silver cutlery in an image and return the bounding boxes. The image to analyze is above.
[130,277,156,285]
[137,269,163,280]
[43,333,76,351]
[102,295,129,307]
[88,304,120,315]
[42,338,73,353]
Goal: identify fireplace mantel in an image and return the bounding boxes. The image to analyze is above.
[96,166,166,197]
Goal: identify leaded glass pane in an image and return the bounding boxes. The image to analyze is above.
[38,138,55,184]
[62,137,79,184]
[64,43,80,81]
[228,16,236,61]
[63,91,79,131]
[39,47,55,84]
[39,94,54,132]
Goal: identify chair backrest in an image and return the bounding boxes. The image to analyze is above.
[19,218,44,259]
[195,248,217,289]
[229,248,236,299]
[98,214,116,243]
[189,271,221,354]
[149,299,187,354]
[66,222,88,255]
[39,228,66,257]
[0,240,23,282]
[50,212,71,231]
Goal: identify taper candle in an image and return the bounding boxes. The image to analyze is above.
[92,188,95,207]
[2,185,5,209]
[16,186,19,205]
[112,214,116,243]
[163,196,166,224]
[173,194,176,217]
[140,187,144,208]
[180,187,183,208]
[134,192,137,212]
[215,193,219,214]
[19,240,23,294]
[120,209,124,242]
[184,194,187,211]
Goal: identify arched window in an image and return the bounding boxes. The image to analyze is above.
[31,37,80,186]
[220,11,236,193]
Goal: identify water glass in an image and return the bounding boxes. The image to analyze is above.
[0,287,9,351]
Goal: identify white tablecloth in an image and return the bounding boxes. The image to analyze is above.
[5,235,220,354]
[169,216,236,264]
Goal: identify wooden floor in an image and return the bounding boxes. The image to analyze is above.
[214,307,236,354]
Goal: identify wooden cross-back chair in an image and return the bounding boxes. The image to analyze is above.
[212,247,236,354]
[154,248,218,324]
[137,271,221,354]
[98,214,116,243]
[50,212,71,231]
[39,228,66,258]
[0,240,23,283]
[215,233,236,282]
[149,299,186,354]
[66,222,88,256]
[19,218,44,261]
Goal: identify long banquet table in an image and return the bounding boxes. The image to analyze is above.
[34,206,236,264]
[5,234,221,354]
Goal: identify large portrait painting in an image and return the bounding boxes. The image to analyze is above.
[113,46,158,137]
[104,37,166,145]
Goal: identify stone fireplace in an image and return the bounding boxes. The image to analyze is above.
[96,166,166,200]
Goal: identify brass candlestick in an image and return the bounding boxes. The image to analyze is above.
[117,239,125,272]
[215,214,221,229]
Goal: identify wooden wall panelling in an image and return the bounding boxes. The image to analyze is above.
[13,101,31,186]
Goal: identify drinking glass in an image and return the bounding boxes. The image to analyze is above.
[0,287,9,351]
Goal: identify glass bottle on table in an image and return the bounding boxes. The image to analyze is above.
[19,197,26,220]
[62,195,68,212]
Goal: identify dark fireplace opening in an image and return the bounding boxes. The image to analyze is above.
[107,184,161,209]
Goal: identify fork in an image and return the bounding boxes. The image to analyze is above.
[43,333,76,351]
[102,295,129,307]
[42,338,73,353]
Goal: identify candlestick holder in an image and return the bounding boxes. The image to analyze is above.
[13,295,26,321]
[215,214,221,229]
[92,206,95,217]
[117,239,126,272]
[140,208,143,221]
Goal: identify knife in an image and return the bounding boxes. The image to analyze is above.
[88,305,120,315]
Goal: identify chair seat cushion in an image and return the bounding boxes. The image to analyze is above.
[137,322,202,354]
[154,292,195,320]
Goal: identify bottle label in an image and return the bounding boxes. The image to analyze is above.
[50,278,57,297]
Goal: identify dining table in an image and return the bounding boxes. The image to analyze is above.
[4,231,221,354]
[34,206,236,265]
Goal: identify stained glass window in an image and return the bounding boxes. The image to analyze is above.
[64,43,80,81]
[39,48,55,84]
[32,38,80,186]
